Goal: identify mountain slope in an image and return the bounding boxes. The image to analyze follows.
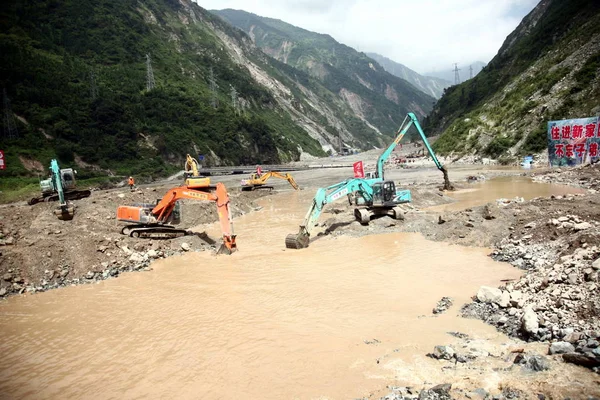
[426,0,600,159]
[1,0,417,182]
[212,9,435,137]
[365,52,451,99]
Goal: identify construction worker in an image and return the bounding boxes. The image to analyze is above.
[128,176,135,190]
[255,165,262,178]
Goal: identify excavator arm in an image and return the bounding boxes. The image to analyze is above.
[241,170,299,191]
[184,154,200,178]
[270,171,299,190]
[285,178,376,249]
[49,159,75,220]
[375,113,453,190]
[408,115,454,191]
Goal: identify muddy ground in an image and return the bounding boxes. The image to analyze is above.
[0,183,271,295]
[1,160,600,399]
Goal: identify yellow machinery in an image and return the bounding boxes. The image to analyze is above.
[183,154,201,180]
[240,171,299,191]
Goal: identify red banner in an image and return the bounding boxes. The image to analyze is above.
[353,161,364,178]
[0,150,5,170]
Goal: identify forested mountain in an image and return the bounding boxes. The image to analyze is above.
[0,0,428,180]
[212,9,435,135]
[365,52,451,99]
[426,0,600,159]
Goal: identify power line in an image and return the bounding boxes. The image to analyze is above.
[3,88,19,139]
[146,54,155,91]
[453,63,461,85]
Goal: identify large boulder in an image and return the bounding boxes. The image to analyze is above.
[430,345,455,360]
[477,286,502,304]
[521,307,539,335]
[549,342,575,355]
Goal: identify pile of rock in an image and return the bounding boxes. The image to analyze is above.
[532,163,600,192]
[379,383,452,400]
[432,297,453,314]
[0,240,212,298]
[463,246,600,371]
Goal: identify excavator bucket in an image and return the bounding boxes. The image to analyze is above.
[54,203,75,221]
[285,231,310,249]
[216,235,237,255]
[441,167,454,191]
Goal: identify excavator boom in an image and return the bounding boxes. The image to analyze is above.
[117,180,237,254]
[375,113,453,190]
[285,178,380,249]
[183,154,202,180]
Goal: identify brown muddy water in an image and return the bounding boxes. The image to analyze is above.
[429,175,587,212]
[0,180,597,399]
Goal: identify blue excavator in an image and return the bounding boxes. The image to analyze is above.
[285,112,452,249]
[28,159,90,220]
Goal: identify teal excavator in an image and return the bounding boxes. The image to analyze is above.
[285,112,452,249]
[28,159,91,220]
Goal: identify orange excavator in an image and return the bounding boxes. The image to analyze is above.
[116,178,236,254]
[240,171,299,191]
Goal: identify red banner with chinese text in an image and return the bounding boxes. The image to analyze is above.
[548,117,600,167]
[353,161,364,178]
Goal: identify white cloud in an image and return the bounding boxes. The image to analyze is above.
[195,0,538,73]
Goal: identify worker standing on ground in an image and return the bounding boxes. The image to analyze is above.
[128,176,135,190]
[256,165,262,178]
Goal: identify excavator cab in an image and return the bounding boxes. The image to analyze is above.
[371,181,396,206]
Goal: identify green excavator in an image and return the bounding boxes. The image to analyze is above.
[28,159,91,220]
[285,112,452,249]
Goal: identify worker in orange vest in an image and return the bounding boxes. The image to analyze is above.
[128,176,135,190]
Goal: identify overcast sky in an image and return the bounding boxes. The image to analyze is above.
[194,0,539,74]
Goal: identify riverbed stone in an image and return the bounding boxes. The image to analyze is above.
[498,291,511,308]
[522,307,539,335]
[593,258,600,270]
[477,286,503,304]
[129,252,145,263]
[573,222,592,231]
[514,354,550,371]
[431,345,455,360]
[181,242,191,251]
[549,341,575,355]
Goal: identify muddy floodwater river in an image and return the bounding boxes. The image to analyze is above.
[0,178,597,399]
[428,176,587,212]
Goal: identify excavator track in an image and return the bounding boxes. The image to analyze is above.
[28,190,91,206]
[121,225,193,239]
[241,185,273,192]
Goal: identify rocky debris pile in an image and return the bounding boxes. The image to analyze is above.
[496,197,524,207]
[532,163,600,192]
[513,353,551,372]
[426,344,482,364]
[378,384,530,400]
[0,234,214,298]
[379,383,452,400]
[463,244,600,371]
[432,297,453,314]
